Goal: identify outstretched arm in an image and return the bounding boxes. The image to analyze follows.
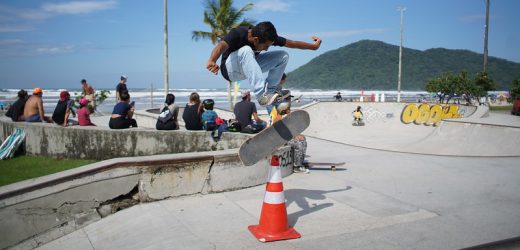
[206,40,229,75]
[285,36,321,50]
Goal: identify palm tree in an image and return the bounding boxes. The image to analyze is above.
[193,0,255,110]
[192,0,255,44]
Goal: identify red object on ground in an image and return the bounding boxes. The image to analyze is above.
[248,155,301,242]
[512,100,520,116]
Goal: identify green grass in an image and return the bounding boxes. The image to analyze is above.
[0,156,96,187]
[489,105,513,111]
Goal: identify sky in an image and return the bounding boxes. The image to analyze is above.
[0,0,519,90]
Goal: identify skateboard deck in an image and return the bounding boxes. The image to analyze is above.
[303,161,346,171]
[239,110,310,166]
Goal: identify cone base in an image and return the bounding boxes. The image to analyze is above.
[248,225,301,242]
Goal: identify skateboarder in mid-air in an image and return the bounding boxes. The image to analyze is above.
[206,21,322,107]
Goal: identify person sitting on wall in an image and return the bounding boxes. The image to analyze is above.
[156,93,179,130]
[109,90,137,129]
[201,99,218,131]
[6,89,28,122]
[23,88,52,123]
[78,98,96,126]
[182,92,203,130]
[334,92,342,101]
[234,90,266,133]
[52,90,77,127]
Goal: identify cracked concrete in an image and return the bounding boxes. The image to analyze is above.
[0,148,294,249]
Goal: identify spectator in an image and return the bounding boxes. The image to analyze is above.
[156,93,179,130]
[334,92,342,101]
[109,91,137,129]
[5,89,28,121]
[77,98,96,126]
[116,75,128,101]
[288,134,309,173]
[23,88,52,123]
[201,99,218,131]
[52,90,77,127]
[234,90,266,133]
[182,92,203,130]
[81,79,96,109]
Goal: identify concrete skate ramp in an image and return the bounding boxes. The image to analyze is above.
[302,102,520,156]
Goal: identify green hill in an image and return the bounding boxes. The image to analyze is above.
[286,40,520,90]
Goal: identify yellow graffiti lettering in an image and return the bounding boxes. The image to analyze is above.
[401,104,419,124]
[415,104,430,124]
[401,104,464,126]
[427,104,443,126]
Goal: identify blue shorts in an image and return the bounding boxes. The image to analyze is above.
[25,114,41,122]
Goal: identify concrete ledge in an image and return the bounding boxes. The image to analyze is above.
[0,117,252,160]
[0,147,294,249]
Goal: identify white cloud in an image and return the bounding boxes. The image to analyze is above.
[42,1,118,14]
[36,45,75,54]
[0,1,118,32]
[254,0,291,13]
[0,39,23,45]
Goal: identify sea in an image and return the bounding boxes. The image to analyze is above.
[0,88,432,113]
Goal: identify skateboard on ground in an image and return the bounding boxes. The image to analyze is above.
[239,110,310,166]
[303,161,346,171]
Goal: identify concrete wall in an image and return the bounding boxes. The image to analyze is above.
[0,117,252,160]
[0,147,294,249]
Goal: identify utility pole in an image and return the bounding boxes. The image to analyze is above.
[397,7,406,103]
[483,0,490,72]
[164,0,169,97]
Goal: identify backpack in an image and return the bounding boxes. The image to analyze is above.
[158,106,174,123]
[228,120,241,132]
[240,124,261,134]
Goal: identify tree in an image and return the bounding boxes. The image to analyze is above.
[474,71,496,103]
[425,72,456,103]
[192,0,255,44]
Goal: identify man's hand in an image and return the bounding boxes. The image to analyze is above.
[311,36,322,50]
[207,61,220,75]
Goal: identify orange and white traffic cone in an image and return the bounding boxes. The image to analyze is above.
[248,155,301,242]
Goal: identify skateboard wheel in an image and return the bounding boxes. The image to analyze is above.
[331,166,336,171]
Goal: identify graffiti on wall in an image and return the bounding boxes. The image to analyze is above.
[401,103,464,126]
[364,107,394,123]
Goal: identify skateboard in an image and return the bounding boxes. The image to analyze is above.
[352,119,365,126]
[239,110,310,166]
[303,161,346,171]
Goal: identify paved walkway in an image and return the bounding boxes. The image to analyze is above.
[37,135,520,249]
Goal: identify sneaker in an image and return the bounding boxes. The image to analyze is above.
[258,92,279,106]
[293,166,310,174]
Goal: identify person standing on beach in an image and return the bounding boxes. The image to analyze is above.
[206,21,321,106]
[81,79,96,109]
[23,88,52,123]
[116,75,128,101]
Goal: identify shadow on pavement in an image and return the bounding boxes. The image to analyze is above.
[285,186,351,226]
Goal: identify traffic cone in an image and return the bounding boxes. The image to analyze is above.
[248,155,301,242]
